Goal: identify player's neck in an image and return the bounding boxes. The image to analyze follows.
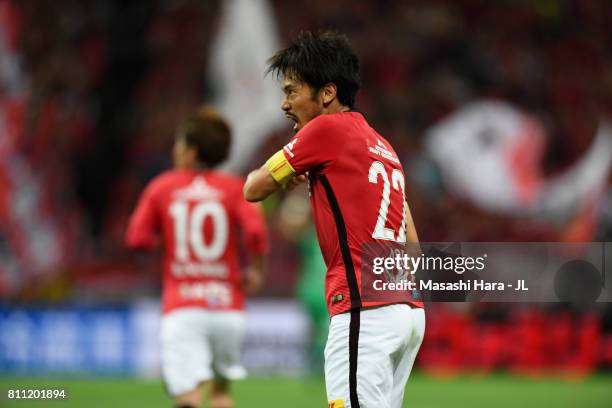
[322,99,351,115]
[176,163,206,171]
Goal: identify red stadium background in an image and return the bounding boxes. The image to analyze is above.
[1,0,612,381]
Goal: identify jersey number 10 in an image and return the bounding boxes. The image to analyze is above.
[169,201,229,262]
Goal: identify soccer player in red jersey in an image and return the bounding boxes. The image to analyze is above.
[126,107,268,408]
[244,32,425,408]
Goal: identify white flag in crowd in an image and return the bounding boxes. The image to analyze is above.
[536,121,612,220]
[424,100,546,213]
[425,100,611,221]
[208,0,285,173]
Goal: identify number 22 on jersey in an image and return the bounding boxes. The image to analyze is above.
[368,161,407,243]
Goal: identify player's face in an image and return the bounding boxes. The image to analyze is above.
[280,76,324,132]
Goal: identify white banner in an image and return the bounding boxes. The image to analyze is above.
[424,100,545,213]
[425,100,611,221]
[208,0,286,173]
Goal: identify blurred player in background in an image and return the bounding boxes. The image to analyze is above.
[244,31,424,408]
[278,192,328,373]
[126,107,268,408]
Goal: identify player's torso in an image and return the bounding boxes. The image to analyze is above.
[307,114,408,315]
[154,170,245,313]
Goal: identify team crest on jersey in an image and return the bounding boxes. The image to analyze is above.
[328,400,344,408]
[173,176,222,200]
[331,294,344,304]
[283,137,299,158]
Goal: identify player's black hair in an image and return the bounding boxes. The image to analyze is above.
[266,31,361,108]
[177,106,231,168]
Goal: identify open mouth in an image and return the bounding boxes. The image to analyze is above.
[285,114,299,131]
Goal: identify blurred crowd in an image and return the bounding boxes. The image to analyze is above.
[0,0,611,301]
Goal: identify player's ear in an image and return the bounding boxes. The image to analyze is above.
[321,82,337,106]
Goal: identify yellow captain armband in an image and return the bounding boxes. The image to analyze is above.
[265,150,296,185]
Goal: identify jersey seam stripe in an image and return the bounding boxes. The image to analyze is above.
[349,308,361,407]
[319,175,362,309]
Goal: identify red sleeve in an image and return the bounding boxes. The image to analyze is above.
[236,198,269,255]
[125,180,161,250]
[282,115,345,174]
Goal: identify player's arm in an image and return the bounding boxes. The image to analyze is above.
[245,116,340,202]
[243,164,281,202]
[243,150,300,202]
[404,200,422,257]
[125,182,160,250]
[236,197,269,294]
[244,254,266,295]
[405,201,419,245]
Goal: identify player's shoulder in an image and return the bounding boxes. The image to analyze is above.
[307,111,351,129]
[149,169,183,186]
[309,111,368,135]
[205,170,244,184]
[143,169,192,195]
[372,130,394,149]
[204,170,246,191]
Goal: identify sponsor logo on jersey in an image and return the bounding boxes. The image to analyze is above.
[171,261,229,278]
[283,137,299,158]
[178,281,232,307]
[328,400,344,408]
[173,176,223,201]
[368,137,400,164]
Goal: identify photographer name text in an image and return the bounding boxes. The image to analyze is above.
[373,279,529,292]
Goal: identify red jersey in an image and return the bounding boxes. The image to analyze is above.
[126,170,268,314]
[282,112,423,316]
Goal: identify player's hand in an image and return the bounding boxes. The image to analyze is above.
[285,174,307,191]
[244,268,264,295]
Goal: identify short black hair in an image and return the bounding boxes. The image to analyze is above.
[177,106,231,168]
[266,31,360,108]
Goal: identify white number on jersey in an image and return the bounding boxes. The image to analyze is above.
[169,200,229,262]
[368,161,407,243]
